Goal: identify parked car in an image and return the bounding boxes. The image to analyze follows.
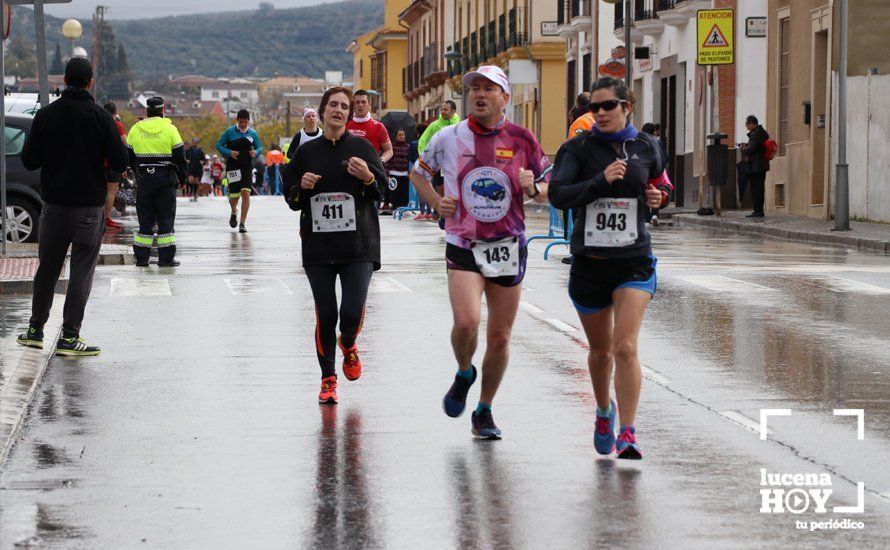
[2,113,42,243]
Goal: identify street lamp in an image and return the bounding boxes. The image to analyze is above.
[366,89,383,117]
[61,19,83,58]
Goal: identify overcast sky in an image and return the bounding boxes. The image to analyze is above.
[43,0,332,20]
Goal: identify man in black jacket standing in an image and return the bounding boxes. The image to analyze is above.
[16,58,128,356]
[743,115,770,218]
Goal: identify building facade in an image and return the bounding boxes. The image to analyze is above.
[766,0,890,222]
[441,1,567,155]
[347,0,409,115]
[347,29,378,92]
[400,0,458,124]
[559,0,622,130]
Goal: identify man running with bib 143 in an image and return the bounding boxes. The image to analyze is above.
[410,66,550,439]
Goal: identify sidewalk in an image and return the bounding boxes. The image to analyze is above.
[0,242,133,294]
[672,210,890,254]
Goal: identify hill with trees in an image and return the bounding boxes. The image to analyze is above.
[10,0,383,83]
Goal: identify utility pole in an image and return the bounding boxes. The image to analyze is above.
[285,101,292,137]
[1,0,7,255]
[624,0,632,88]
[834,0,850,231]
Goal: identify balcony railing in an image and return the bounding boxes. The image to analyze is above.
[657,0,678,9]
[636,9,657,21]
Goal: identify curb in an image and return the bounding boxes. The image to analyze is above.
[0,296,64,465]
[674,214,890,255]
[1,248,133,294]
[0,277,68,295]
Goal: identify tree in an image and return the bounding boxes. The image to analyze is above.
[108,43,132,99]
[6,35,38,79]
[51,40,64,75]
[93,18,119,100]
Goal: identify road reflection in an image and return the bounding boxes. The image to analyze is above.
[448,445,516,549]
[309,407,377,550]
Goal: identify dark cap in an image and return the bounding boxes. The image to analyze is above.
[236,109,250,120]
[64,57,93,87]
[147,96,165,109]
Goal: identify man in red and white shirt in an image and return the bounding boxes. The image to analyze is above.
[346,90,393,164]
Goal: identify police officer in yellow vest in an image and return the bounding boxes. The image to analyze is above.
[126,97,187,267]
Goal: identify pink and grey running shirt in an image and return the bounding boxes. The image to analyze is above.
[414,118,550,249]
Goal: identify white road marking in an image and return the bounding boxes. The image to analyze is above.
[819,277,890,295]
[640,365,672,386]
[224,277,293,295]
[675,275,777,293]
[371,276,413,293]
[718,411,764,435]
[110,278,172,296]
[545,318,578,333]
[518,301,544,315]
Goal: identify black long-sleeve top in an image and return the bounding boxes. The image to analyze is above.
[548,132,669,259]
[283,131,386,270]
[745,125,771,174]
[21,87,128,207]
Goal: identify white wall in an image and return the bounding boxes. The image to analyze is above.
[837,73,890,223]
[735,0,768,145]
[201,87,259,104]
[596,4,621,68]
[633,18,699,156]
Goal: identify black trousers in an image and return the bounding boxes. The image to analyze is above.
[134,173,177,264]
[749,172,766,214]
[29,204,104,338]
[390,175,409,208]
[304,262,374,378]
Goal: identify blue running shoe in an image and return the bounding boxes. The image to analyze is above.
[594,400,617,454]
[471,408,502,440]
[16,326,44,349]
[443,366,477,417]
[616,426,642,460]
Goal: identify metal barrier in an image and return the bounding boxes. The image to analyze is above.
[527,206,573,260]
[393,181,422,220]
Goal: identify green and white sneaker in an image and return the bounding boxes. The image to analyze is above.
[16,327,44,349]
[55,336,101,356]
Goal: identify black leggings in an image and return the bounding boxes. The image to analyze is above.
[305,262,374,378]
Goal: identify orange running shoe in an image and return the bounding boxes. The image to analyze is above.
[318,376,338,404]
[339,338,362,381]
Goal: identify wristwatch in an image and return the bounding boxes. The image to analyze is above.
[527,182,541,198]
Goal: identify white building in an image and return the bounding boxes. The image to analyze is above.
[559,0,621,129]
[200,79,260,108]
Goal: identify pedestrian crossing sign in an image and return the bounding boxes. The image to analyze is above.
[697,9,734,65]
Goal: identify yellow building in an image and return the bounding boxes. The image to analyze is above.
[400,0,458,123]
[347,28,378,92]
[347,0,409,114]
[443,1,567,155]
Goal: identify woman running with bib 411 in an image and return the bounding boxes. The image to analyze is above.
[549,77,672,459]
[283,87,386,404]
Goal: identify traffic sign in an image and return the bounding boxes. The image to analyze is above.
[697,9,734,65]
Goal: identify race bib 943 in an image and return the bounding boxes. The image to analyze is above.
[584,198,638,247]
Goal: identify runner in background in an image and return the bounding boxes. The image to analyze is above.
[217,109,263,233]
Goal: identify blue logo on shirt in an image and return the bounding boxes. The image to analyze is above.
[471,178,506,201]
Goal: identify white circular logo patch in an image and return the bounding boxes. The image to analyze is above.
[461,167,512,222]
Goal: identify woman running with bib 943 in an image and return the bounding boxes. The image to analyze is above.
[283,87,387,404]
[548,77,672,459]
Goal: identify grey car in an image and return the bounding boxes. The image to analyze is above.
[2,114,42,243]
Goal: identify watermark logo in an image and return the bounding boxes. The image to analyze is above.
[758,409,866,531]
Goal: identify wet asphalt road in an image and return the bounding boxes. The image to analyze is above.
[1,197,889,549]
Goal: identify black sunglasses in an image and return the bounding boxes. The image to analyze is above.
[589,99,627,113]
